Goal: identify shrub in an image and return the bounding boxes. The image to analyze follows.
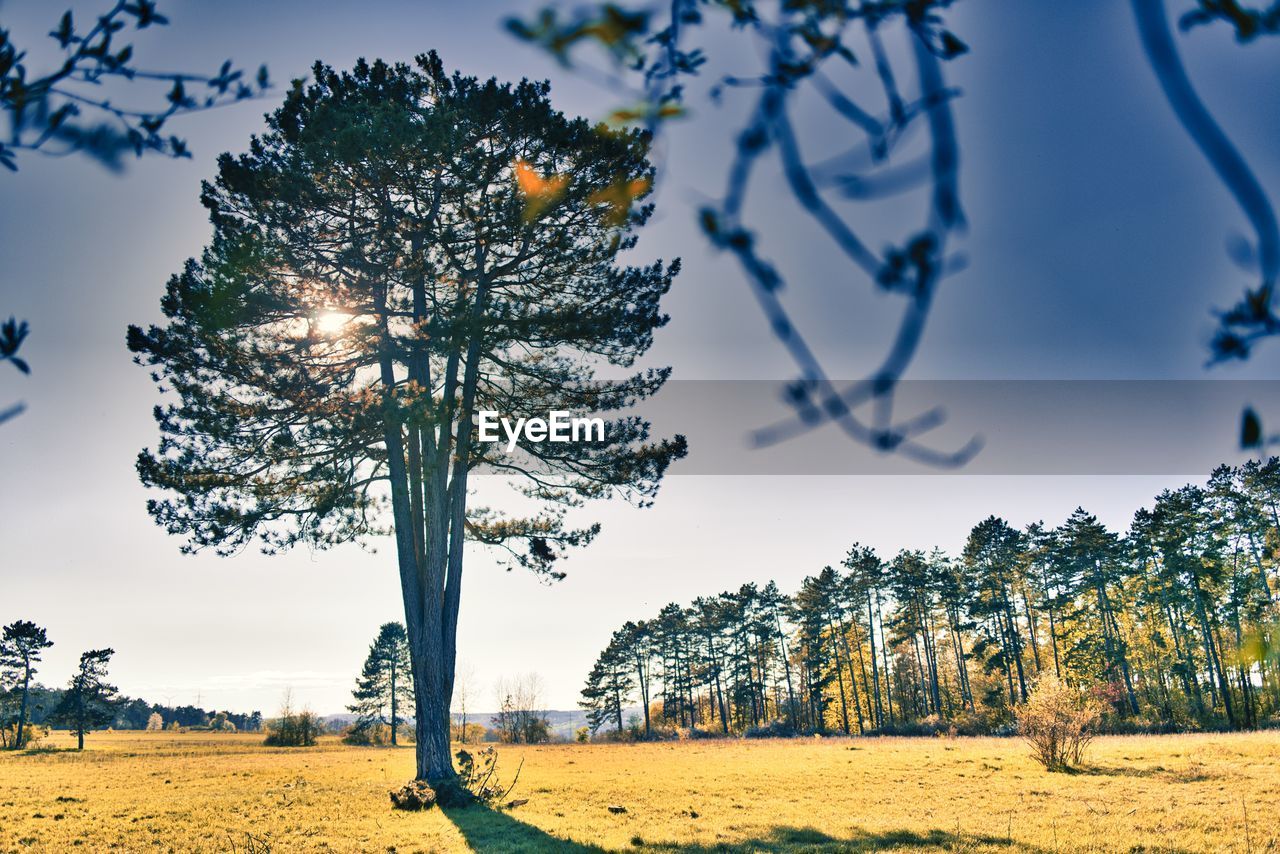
[343,722,415,746]
[1018,676,1104,771]
[343,723,384,746]
[591,727,636,743]
[145,712,164,731]
[0,722,46,749]
[263,699,322,747]
[676,725,725,740]
[744,720,797,739]
[209,712,237,733]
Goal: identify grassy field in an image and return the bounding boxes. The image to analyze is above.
[1,730,1277,852]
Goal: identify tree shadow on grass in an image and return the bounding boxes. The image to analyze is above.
[443,811,1066,853]
[1074,763,1220,783]
[441,805,607,853]
[644,826,1059,852]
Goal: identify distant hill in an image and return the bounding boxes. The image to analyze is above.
[324,708,639,740]
[455,709,588,740]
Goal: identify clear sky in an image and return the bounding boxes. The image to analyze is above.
[2,0,1279,713]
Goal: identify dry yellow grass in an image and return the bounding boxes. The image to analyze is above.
[1,729,1277,852]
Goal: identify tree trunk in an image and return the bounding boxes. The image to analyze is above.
[1165,601,1203,716]
[775,615,800,727]
[16,664,30,750]
[827,620,852,733]
[614,679,624,732]
[390,665,398,746]
[77,690,86,750]
[833,613,865,733]
[947,605,973,711]
[922,605,943,714]
[865,593,884,727]
[1046,602,1063,679]
[854,625,875,729]
[1021,589,1043,674]
[1003,596,1028,702]
[635,654,652,738]
[995,616,1017,708]
[878,589,895,724]
[380,257,496,784]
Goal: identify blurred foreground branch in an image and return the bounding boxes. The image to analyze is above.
[508,0,982,467]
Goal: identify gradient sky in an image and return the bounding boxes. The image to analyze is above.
[2,0,1279,713]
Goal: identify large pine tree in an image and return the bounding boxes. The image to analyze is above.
[128,54,685,784]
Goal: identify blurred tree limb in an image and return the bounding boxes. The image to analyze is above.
[1134,0,1279,364]
[508,0,981,467]
[1,0,268,172]
[1,1,267,427]
[0,316,29,426]
[513,1,1280,460]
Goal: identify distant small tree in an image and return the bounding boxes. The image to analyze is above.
[347,623,413,746]
[0,620,54,749]
[1018,676,1104,771]
[51,648,119,750]
[145,711,164,731]
[452,662,475,744]
[264,692,321,748]
[492,674,551,744]
[208,711,236,732]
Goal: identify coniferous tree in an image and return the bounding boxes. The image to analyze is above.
[128,55,685,783]
[0,621,53,749]
[51,648,118,750]
[348,622,414,745]
[843,545,887,727]
[692,594,730,732]
[791,573,840,732]
[1052,508,1140,714]
[758,581,799,728]
[964,517,1030,706]
[618,620,654,737]
[580,632,634,735]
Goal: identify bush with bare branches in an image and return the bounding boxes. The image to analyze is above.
[1018,676,1104,771]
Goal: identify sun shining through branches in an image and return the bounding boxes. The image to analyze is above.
[127,53,686,788]
[315,311,353,336]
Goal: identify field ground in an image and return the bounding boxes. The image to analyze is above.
[1,730,1278,852]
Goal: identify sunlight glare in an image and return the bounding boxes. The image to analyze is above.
[316,311,352,335]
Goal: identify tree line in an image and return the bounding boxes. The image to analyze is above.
[0,620,262,748]
[582,461,1280,737]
